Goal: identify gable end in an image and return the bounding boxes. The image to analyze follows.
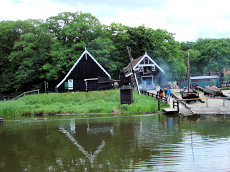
[56,49,111,88]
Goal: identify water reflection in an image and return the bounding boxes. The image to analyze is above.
[59,119,114,167]
[0,114,230,171]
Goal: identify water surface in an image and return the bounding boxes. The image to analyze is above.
[0,114,230,171]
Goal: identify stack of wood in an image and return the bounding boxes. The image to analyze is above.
[98,77,113,90]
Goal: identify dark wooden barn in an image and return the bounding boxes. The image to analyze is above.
[56,49,113,92]
[124,52,165,90]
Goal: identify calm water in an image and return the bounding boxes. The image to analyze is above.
[0,114,230,171]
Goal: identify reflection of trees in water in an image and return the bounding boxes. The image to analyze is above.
[179,114,230,139]
[1,115,230,171]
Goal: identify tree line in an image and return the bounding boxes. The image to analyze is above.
[0,11,230,96]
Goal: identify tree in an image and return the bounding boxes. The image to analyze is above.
[87,37,121,78]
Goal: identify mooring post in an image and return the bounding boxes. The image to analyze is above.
[158,99,160,111]
[223,99,226,106]
[177,101,179,112]
[206,98,208,107]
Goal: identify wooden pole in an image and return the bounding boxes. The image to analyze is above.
[127,46,141,96]
[187,52,190,92]
[158,99,160,111]
[177,101,179,112]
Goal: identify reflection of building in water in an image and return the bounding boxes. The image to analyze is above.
[124,52,165,91]
[60,119,114,166]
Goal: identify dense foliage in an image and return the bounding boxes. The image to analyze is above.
[0,11,230,96]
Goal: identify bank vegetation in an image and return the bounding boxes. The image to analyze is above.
[0,89,165,118]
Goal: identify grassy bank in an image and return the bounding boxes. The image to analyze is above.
[0,89,164,118]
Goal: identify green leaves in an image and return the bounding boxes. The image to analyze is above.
[1,11,230,97]
[183,39,230,76]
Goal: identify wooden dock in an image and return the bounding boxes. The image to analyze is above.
[163,108,178,114]
[148,89,230,116]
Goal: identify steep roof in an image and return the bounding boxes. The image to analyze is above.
[124,55,143,72]
[124,52,165,73]
[56,48,111,88]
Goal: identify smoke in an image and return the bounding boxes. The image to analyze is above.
[154,57,176,87]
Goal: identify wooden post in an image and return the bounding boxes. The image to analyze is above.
[177,101,179,112]
[158,99,160,111]
[206,98,208,107]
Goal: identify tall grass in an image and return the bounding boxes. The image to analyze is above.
[0,89,161,117]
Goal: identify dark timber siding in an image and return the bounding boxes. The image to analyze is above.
[57,54,109,92]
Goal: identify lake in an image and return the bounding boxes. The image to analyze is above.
[0,114,230,171]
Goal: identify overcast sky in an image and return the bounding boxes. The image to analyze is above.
[1,0,230,42]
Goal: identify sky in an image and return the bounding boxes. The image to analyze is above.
[1,0,230,42]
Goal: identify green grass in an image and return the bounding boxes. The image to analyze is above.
[0,89,164,118]
[220,87,230,90]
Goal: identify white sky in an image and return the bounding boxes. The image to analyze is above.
[1,0,230,42]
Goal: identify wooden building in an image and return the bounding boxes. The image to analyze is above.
[124,52,165,90]
[56,49,113,92]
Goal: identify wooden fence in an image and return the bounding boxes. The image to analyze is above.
[1,89,40,101]
[140,90,168,111]
[177,96,230,108]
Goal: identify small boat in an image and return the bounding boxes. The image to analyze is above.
[181,89,199,99]
[0,118,3,124]
[180,52,199,100]
[204,86,223,97]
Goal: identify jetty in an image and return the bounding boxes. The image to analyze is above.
[148,89,230,116]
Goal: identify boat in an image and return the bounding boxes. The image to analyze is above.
[181,89,199,99]
[203,86,223,97]
[181,52,199,100]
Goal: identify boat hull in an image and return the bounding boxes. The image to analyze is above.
[181,90,199,99]
[203,86,223,97]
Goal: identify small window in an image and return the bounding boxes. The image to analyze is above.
[138,66,143,72]
[144,58,149,64]
[144,66,151,75]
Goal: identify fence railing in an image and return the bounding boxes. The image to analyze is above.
[140,90,168,111]
[1,89,40,101]
[13,89,40,100]
[177,96,230,108]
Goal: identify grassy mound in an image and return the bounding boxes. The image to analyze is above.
[0,89,162,117]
